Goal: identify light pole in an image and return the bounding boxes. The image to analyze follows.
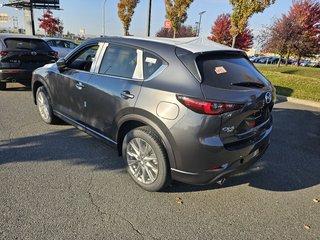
[197,11,206,37]
[147,0,152,37]
[30,0,35,35]
[195,21,199,36]
[103,0,107,36]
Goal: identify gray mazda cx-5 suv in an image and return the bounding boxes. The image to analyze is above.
[32,37,275,191]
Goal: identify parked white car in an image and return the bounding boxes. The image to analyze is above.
[43,38,78,58]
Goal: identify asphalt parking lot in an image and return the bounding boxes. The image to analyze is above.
[0,83,319,240]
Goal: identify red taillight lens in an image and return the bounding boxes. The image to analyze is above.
[0,51,8,57]
[177,95,243,115]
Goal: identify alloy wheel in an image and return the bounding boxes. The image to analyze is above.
[126,137,159,184]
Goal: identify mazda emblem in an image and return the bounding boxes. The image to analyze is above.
[31,51,37,56]
[265,92,272,104]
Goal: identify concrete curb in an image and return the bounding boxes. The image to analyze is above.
[277,95,320,108]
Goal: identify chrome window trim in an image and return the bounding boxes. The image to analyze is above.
[92,42,108,73]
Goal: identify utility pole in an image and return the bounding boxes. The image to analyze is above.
[147,0,152,37]
[30,0,35,35]
[103,0,107,36]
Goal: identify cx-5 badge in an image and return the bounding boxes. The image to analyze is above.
[222,126,235,133]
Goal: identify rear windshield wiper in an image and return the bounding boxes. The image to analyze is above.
[231,82,265,89]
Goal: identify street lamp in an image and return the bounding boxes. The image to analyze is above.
[147,0,152,37]
[103,0,107,36]
[197,11,206,37]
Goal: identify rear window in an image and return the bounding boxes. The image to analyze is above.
[4,38,51,51]
[196,54,269,88]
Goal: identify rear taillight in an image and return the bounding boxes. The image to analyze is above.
[177,95,243,115]
[0,51,8,57]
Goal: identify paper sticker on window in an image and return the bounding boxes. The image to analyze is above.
[145,57,157,64]
[214,66,227,74]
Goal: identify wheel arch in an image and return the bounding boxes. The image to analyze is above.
[116,112,177,169]
[32,76,52,105]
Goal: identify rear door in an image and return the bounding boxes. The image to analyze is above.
[196,52,275,145]
[50,43,102,124]
[85,43,144,138]
[2,38,56,70]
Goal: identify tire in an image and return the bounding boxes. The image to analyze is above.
[36,86,59,124]
[0,82,6,90]
[122,126,171,192]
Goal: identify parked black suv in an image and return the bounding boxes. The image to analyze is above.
[32,37,275,191]
[0,34,57,90]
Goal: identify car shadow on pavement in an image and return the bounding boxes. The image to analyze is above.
[0,107,319,193]
[0,128,126,171]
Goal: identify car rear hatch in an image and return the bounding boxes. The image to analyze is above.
[0,38,57,70]
[196,51,275,147]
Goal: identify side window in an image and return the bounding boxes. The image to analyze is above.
[65,41,77,49]
[99,44,143,80]
[47,40,54,47]
[70,43,77,49]
[56,40,65,48]
[68,45,99,72]
[143,51,163,79]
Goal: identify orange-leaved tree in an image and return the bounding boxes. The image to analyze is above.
[208,13,253,50]
[118,0,140,36]
[229,0,276,48]
[165,0,194,38]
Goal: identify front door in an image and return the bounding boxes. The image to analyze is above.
[51,44,101,124]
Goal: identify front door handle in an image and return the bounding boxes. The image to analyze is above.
[75,82,85,90]
[121,90,134,99]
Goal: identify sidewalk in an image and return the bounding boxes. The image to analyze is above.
[277,95,320,108]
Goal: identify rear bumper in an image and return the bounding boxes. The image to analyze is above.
[0,69,33,83]
[170,124,272,185]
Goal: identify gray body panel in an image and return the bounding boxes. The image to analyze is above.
[32,36,274,185]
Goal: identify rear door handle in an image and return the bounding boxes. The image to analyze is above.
[75,82,85,90]
[121,90,134,99]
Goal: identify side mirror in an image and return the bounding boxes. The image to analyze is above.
[56,58,67,71]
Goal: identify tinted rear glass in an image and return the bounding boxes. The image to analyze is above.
[196,54,269,88]
[4,38,51,51]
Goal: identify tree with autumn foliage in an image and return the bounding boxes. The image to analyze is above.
[259,14,297,66]
[288,0,320,64]
[229,0,275,48]
[208,13,253,50]
[165,0,194,38]
[118,0,140,36]
[38,10,63,37]
[156,25,196,38]
[260,0,320,66]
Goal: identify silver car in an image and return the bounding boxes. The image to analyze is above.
[43,37,77,58]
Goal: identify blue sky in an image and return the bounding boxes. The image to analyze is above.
[0,0,291,39]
